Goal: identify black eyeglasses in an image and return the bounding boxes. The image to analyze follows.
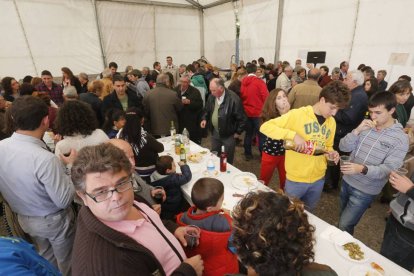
[85,178,133,203]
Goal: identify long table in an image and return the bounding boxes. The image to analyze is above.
[158,137,413,276]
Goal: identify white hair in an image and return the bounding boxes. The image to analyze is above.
[349,70,364,86]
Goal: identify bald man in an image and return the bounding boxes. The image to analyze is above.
[288,68,322,109]
[108,139,165,214]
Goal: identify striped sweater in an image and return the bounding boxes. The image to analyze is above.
[339,122,409,195]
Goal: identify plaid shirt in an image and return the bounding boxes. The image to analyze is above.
[36,82,64,106]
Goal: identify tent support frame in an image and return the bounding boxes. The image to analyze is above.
[13,0,38,76]
[92,0,107,68]
[274,0,284,65]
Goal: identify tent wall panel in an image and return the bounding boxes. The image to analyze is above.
[203,2,236,68]
[16,0,102,78]
[238,0,278,66]
[97,1,156,73]
[350,0,414,84]
[0,0,36,78]
[154,6,201,66]
[279,0,358,70]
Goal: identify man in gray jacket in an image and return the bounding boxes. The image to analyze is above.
[143,73,183,137]
[0,96,75,275]
[381,170,414,271]
[338,91,409,235]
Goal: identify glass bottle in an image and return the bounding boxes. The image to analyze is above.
[283,140,326,156]
[170,121,176,140]
[180,144,186,163]
[220,145,227,172]
[175,135,181,155]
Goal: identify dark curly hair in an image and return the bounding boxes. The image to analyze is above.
[232,191,315,275]
[55,100,98,136]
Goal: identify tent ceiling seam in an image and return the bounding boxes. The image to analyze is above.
[349,0,360,62]
[92,0,107,68]
[97,0,197,9]
[13,0,38,75]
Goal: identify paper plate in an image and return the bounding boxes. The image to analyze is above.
[349,264,384,276]
[232,172,258,191]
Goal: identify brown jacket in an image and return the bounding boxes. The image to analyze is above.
[143,84,183,136]
[72,201,196,276]
[288,80,322,109]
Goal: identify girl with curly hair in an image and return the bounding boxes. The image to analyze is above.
[117,107,164,183]
[232,192,337,276]
[54,100,108,157]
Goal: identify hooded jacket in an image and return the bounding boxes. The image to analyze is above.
[260,106,335,183]
[240,74,268,117]
[339,122,409,195]
[176,207,238,276]
[150,164,192,217]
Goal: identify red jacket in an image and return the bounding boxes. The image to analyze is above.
[176,208,238,276]
[240,75,268,117]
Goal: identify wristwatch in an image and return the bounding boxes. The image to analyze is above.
[361,165,368,175]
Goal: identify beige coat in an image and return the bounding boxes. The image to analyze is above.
[288,80,322,109]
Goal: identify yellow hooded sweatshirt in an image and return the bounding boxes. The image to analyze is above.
[260,106,335,183]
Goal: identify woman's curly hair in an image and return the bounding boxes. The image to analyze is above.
[55,100,98,136]
[232,191,315,275]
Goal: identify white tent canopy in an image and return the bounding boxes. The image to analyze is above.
[1,0,414,84]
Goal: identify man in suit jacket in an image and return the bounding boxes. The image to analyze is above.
[174,75,203,144]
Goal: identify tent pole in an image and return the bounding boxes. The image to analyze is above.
[153,6,158,62]
[13,0,38,76]
[274,0,284,65]
[349,0,360,63]
[199,9,205,57]
[93,0,107,69]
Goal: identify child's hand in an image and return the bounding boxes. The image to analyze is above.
[178,161,186,166]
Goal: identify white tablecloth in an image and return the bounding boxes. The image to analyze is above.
[158,137,413,276]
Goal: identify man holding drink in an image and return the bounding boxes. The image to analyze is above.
[338,91,409,234]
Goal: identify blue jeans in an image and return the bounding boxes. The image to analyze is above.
[380,215,414,271]
[244,117,260,156]
[285,178,325,211]
[339,180,376,235]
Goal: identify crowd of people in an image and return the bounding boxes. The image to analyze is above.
[0,55,413,275]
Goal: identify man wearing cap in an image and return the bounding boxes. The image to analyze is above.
[36,70,64,106]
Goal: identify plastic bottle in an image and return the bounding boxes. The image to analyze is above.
[220,145,227,172]
[170,121,176,140]
[207,157,215,174]
[180,144,186,163]
[175,135,181,155]
[182,128,190,153]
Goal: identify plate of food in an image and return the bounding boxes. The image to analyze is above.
[232,172,258,191]
[187,152,204,163]
[334,239,369,263]
[349,262,385,276]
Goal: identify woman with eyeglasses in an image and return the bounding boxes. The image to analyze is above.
[71,143,203,276]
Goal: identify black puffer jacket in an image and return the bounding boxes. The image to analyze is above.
[202,89,247,138]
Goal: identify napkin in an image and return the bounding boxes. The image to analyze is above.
[319,225,354,246]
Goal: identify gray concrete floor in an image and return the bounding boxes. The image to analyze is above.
[202,137,388,253]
